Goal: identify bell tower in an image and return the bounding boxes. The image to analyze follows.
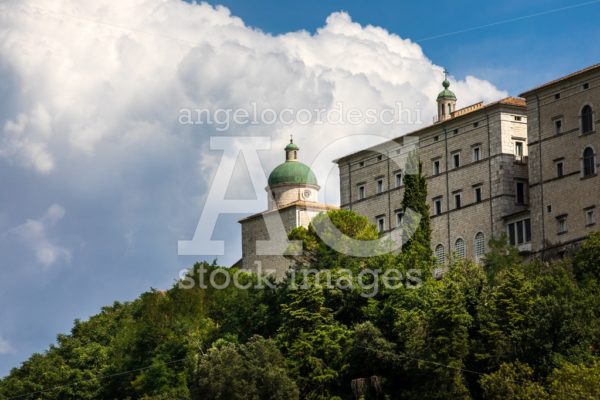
[437,69,457,122]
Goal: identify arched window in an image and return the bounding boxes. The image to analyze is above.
[582,105,594,133]
[474,232,485,263]
[454,238,465,259]
[583,147,596,177]
[435,244,445,265]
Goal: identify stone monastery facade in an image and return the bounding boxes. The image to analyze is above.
[239,64,600,275]
[337,64,600,261]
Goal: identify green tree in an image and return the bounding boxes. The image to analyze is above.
[483,235,522,285]
[548,358,600,400]
[401,151,432,261]
[475,267,536,369]
[278,285,351,399]
[480,362,548,400]
[191,336,298,400]
[573,231,600,283]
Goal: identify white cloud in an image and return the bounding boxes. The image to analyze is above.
[12,204,71,268]
[0,0,508,264]
[0,0,506,174]
[0,336,13,355]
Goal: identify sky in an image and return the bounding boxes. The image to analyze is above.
[0,0,599,377]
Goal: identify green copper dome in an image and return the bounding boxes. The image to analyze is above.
[437,78,456,100]
[268,137,318,187]
[268,161,318,187]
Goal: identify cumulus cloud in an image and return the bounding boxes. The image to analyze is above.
[0,0,508,264]
[12,204,71,268]
[0,0,506,174]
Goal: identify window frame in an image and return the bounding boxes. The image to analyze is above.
[585,208,596,227]
[454,238,466,259]
[474,186,482,203]
[472,146,481,162]
[583,146,596,177]
[507,218,531,246]
[474,232,485,263]
[555,160,564,177]
[395,172,403,188]
[554,118,563,135]
[376,215,386,233]
[376,178,384,194]
[395,211,404,227]
[452,152,461,169]
[454,192,462,209]
[557,215,567,235]
[435,244,445,265]
[581,105,594,134]
[433,197,443,216]
[433,159,441,176]
[357,184,366,200]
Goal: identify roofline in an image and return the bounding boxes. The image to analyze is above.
[238,201,338,223]
[334,97,526,164]
[519,63,600,97]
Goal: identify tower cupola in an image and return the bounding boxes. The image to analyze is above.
[437,69,457,122]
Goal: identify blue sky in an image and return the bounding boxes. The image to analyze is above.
[0,0,599,377]
[213,0,600,95]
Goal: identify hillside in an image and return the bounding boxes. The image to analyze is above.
[2,211,600,399]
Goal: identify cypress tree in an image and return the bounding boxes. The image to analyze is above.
[401,150,432,260]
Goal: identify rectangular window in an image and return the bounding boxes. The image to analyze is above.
[472,147,481,162]
[376,216,385,233]
[473,122,479,128]
[508,223,516,246]
[556,161,564,177]
[516,182,525,205]
[395,173,402,188]
[583,83,590,90]
[358,185,365,200]
[514,116,522,121]
[376,179,384,194]
[557,216,567,234]
[453,153,460,168]
[515,141,524,158]
[555,93,561,100]
[555,119,562,135]
[433,160,441,176]
[507,218,531,245]
[454,193,462,209]
[586,209,596,226]
[475,186,482,203]
[434,198,442,216]
[396,211,404,227]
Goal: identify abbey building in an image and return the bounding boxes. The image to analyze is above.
[239,64,600,272]
[337,64,600,261]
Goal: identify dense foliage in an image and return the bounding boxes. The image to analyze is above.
[3,171,600,399]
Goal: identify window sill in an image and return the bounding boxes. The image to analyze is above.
[581,173,597,180]
[558,231,568,236]
[586,223,596,228]
[580,130,596,136]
